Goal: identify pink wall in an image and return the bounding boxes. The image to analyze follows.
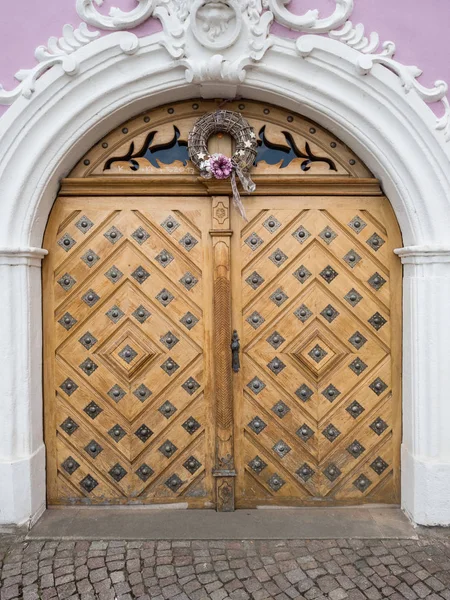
[1,0,450,116]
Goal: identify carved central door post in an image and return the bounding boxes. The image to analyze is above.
[210,196,236,511]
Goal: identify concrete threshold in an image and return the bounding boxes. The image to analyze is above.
[26,506,417,541]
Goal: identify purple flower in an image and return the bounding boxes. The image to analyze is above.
[210,154,233,180]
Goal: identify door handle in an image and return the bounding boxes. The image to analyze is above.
[231,330,240,373]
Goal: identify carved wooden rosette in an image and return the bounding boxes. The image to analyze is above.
[210,196,236,512]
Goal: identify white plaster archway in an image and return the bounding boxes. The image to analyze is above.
[1,30,450,528]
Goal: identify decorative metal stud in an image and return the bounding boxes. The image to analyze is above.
[60,417,79,435]
[82,289,100,307]
[247,311,265,329]
[268,474,285,492]
[60,378,78,396]
[161,215,180,234]
[246,271,264,290]
[245,232,264,251]
[294,304,313,323]
[264,215,281,233]
[132,305,151,324]
[309,344,328,364]
[296,463,315,482]
[349,216,367,233]
[248,416,267,434]
[118,345,138,364]
[272,400,290,419]
[59,313,77,331]
[156,289,174,307]
[159,440,177,458]
[320,304,339,323]
[131,266,150,284]
[371,457,388,475]
[105,305,125,324]
[155,250,174,269]
[322,424,341,442]
[273,440,291,458]
[78,332,98,350]
[104,226,123,244]
[346,401,365,419]
[107,384,126,403]
[159,401,177,419]
[349,331,367,350]
[269,248,288,268]
[182,377,200,395]
[58,273,76,292]
[367,233,385,252]
[247,377,266,395]
[370,378,388,396]
[160,358,179,376]
[295,384,313,402]
[368,272,387,291]
[293,266,312,284]
[354,474,372,492]
[322,384,341,402]
[184,456,202,474]
[296,424,314,442]
[58,233,77,252]
[267,357,286,375]
[109,464,127,482]
[84,401,103,420]
[135,463,154,482]
[180,311,199,330]
[160,331,179,350]
[249,456,267,474]
[370,417,388,436]
[319,226,337,245]
[84,440,103,458]
[80,475,98,493]
[79,359,98,376]
[81,249,100,268]
[135,424,153,443]
[76,216,94,233]
[349,358,368,376]
[133,384,152,402]
[368,312,387,330]
[132,227,150,245]
[347,440,365,458]
[267,331,286,350]
[166,474,183,492]
[179,233,198,252]
[343,250,362,268]
[345,288,363,307]
[183,417,201,435]
[180,272,199,291]
[292,226,311,244]
[270,288,289,307]
[104,266,123,284]
[108,425,126,443]
[320,265,339,284]
[323,464,342,482]
[62,457,80,475]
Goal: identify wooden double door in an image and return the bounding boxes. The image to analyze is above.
[44,192,401,509]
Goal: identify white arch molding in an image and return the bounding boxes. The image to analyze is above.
[1,30,450,528]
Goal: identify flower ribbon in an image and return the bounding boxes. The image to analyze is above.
[231,160,256,222]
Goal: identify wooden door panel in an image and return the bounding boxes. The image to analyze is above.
[44,197,214,507]
[233,197,402,507]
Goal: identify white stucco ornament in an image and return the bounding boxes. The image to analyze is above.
[0,0,448,141]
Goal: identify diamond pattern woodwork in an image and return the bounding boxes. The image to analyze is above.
[46,199,211,507]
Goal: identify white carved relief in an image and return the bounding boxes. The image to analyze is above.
[1,0,449,143]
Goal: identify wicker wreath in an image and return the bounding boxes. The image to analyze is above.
[188,110,258,219]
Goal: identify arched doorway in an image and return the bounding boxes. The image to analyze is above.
[43,99,401,511]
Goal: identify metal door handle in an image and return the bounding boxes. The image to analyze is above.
[231,330,240,373]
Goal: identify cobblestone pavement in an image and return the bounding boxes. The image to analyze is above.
[1,536,450,600]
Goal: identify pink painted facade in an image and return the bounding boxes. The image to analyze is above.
[1,0,449,118]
